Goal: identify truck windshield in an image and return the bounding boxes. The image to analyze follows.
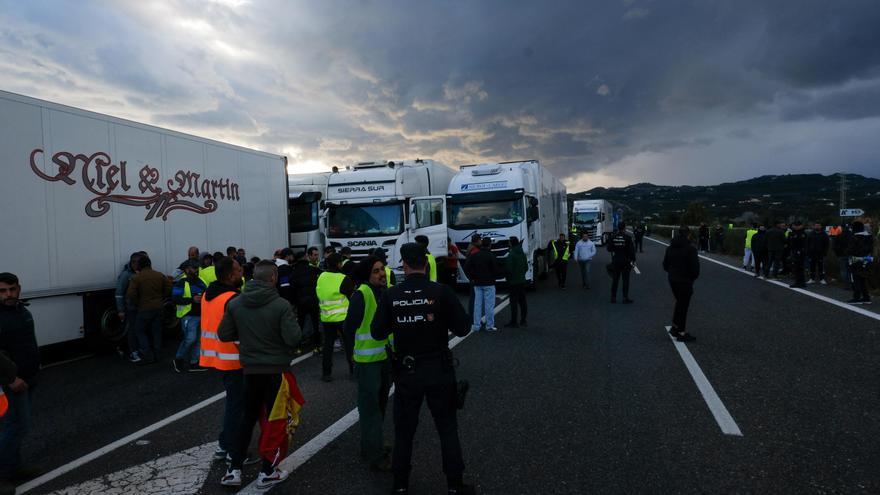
[449,199,524,229]
[328,203,403,238]
[574,211,599,223]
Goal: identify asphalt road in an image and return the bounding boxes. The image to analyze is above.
[15,237,880,494]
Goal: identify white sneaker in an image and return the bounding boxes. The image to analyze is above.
[220,469,242,486]
[820,280,827,285]
[486,326,499,332]
[256,468,290,489]
[806,279,815,284]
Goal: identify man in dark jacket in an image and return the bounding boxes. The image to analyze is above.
[126,256,172,364]
[607,223,636,303]
[219,261,301,489]
[750,225,769,278]
[766,222,787,278]
[633,224,645,253]
[698,223,710,253]
[504,237,529,328]
[275,248,296,307]
[847,221,874,305]
[116,252,142,363]
[806,223,830,284]
[663,227,700,342]
[788,222,807,288]
[291,251,322,354]
[833,225,854,288]
[465,237,500,331]
[0,272,40,485]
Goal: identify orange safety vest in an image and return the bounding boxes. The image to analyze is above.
[0,388,7,417]
[199,291,242,371]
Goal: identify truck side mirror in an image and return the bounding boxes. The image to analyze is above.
[599,212,605,221]
[527,206,539,223]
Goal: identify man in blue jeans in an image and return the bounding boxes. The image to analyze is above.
[126,256,172,365]
[0,272,40,489]
[465,237,499,332]
[172,260,208,373]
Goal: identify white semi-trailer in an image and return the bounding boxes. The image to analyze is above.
[446,160,567,285]
[0,90,289,348]
[324,159,455,275]
[288,172,330,253]
[571,199,613,244]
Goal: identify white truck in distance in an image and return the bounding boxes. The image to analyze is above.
[572,199,613,245]
[0,90,289,348]
[288,172,330,253]
[446,160,568,286]
[324,159,455,275]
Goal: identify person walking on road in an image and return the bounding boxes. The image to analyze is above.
[218,261,303,489]
[607,223,636,304]
[743,224,758,270]
[788,222,807,288]
[751,225,769,278]
[172,260,208,373]
[116,252,142,363]
[549,233,570,289]
[0,272,40,488]
[316,253,356,381]
[504,236,528,328]
[199,257,246,463]
[847,221,874,305]
[574,232,597,289]
[465,237,500,332]
[698,223,710,253]
[766,222,786,278]
[663,227,700,342]
[806,223,830,284]
[292,250,322,354]
[633,224,645,253]
[126,256,171,364]
[344,256,393,471]
[833,225,853,288]
[371,243,472,495]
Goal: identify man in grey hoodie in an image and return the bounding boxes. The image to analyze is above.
[218,261,302,489]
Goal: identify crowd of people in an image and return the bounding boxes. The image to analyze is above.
[740,220,875,304]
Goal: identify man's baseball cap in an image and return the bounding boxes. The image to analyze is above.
[399,242,426,266]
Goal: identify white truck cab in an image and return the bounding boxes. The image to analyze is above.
[288,172,330,253]
[571,199,613,245]
[446,160,567,286]
[324,159,455,276]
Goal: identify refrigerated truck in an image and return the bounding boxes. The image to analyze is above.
[0,90,289,347]
[324,159,455,276]
[288,172,330,253]
[571,199,613,244]
[446,160,568,285]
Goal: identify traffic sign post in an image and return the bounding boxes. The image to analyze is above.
[840,208,864,217]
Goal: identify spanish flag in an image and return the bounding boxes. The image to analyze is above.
[259,371,306,467]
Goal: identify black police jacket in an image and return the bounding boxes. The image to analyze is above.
[607,232,636,267]
[371,273,469,357]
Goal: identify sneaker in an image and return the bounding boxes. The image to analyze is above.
[188,364,209,372]
[470,326,481,333]
[819,280,827,285]
[847,299,863,305]
[806,279,815,284]
[220,468,242,487]
[213,447,228,460]
[486,326,499,332]
[128,352,142,363]
[256,468,290,489]
[172,359,184,373]
[862,299,872,305]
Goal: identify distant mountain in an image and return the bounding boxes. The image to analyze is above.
[569,173,880,224]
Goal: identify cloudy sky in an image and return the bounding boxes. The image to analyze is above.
[2,0,879,191]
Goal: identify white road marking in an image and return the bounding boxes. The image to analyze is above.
[645,236,880,322]
[665,326,743,436]
[238,296,511,494]
[46,442,218,495]
[41,354,96,369]
[16,351,316,495]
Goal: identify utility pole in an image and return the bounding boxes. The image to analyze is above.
[839,173,847,212]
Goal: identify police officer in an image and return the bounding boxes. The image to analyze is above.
[371,243,472,495]
[607,222,636,303]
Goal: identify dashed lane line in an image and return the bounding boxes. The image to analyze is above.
[665,326,743,436]
[16,351,317,495]
[645,236,880,322]
[238,296,512,494]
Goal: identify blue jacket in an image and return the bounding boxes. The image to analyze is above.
[115,264,136,313]
[172,276,208,317]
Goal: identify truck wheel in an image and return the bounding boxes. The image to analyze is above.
[99,306,126,343]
